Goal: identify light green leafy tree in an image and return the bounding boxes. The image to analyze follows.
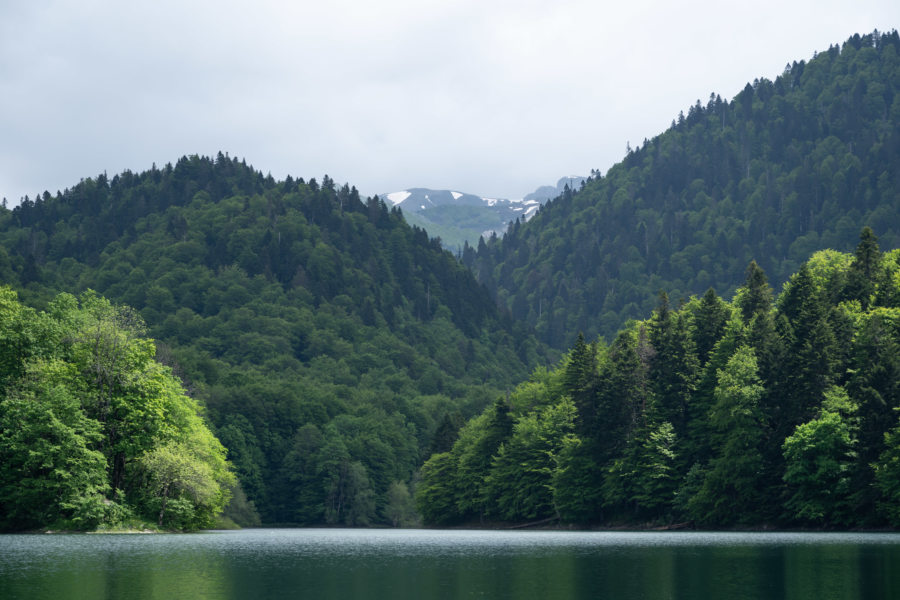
[0,287,235,531]
[0,359,109,530]
[782,386,858,525]
[485,399,575,522]
[139,443,219,529]
[384,480,419,527]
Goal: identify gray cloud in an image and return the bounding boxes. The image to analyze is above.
[1,0,898,204]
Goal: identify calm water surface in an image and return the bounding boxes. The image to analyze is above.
[1,529,899,599]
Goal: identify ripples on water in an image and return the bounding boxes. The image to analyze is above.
[1,529,899,599]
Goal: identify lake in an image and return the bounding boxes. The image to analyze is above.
[1,529,899,599]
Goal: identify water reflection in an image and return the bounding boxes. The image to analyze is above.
[1,529,898,599]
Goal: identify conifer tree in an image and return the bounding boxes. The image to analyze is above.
[687,345,765,526]
[596,329,647,464]
[649,293,700,447]
[691,288,731,366]
[844,226,883,309]
[775,263,838,431]
[847,309,900,517]
[736,261,773,324]
[563,333,599,438]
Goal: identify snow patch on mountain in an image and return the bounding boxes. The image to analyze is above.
[386,191,411,206]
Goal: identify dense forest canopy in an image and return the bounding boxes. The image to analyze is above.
[468,30,900,348]
[0,155,550,527]
[2,30,900,531]
[418,230,900,528]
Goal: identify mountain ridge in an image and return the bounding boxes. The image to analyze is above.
[0,155,550,526]
[468,30,900,348]
[381,176,586,253]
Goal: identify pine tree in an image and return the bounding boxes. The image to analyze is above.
[603,419,678,520]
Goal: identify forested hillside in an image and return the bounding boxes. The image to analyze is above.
[3,29,900,532]
[0,155,549,526]
[419,230,900,528]
[468,30,900,348]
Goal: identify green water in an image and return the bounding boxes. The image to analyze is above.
[1,529,898,599]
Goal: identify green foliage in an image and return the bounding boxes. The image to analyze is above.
[849,306,900,516]
[384,480,419,527]
[220,483,262,528]
[595,328,648,464]
[551,436,602,524]
[485,399,576,521]
[649,295,701,446]
[603,421,678,521]
[874,418,900,526]
[0,288,233,531]
[736,262,774,324]
[782,386,857,525]
[316,426,376,527]
[562,333,600,437]
[421,233,900,528]
[0,154,550,525]
[452,399,514,519]
[137,441,230,529]
[687,345,765,526]
[844,226,883,309]
[691,288,732,365]
[0,360,109,530]
[414,452,459,526]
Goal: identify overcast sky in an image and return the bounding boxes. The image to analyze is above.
[1,1,898,205]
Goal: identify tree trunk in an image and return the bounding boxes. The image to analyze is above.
[158,484,170,527]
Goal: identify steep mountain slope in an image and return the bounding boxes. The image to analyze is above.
[0,155,549,524]
[469,31,900,348]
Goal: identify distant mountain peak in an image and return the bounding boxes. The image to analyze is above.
[523,176,587,202]
[380,178,585,253]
